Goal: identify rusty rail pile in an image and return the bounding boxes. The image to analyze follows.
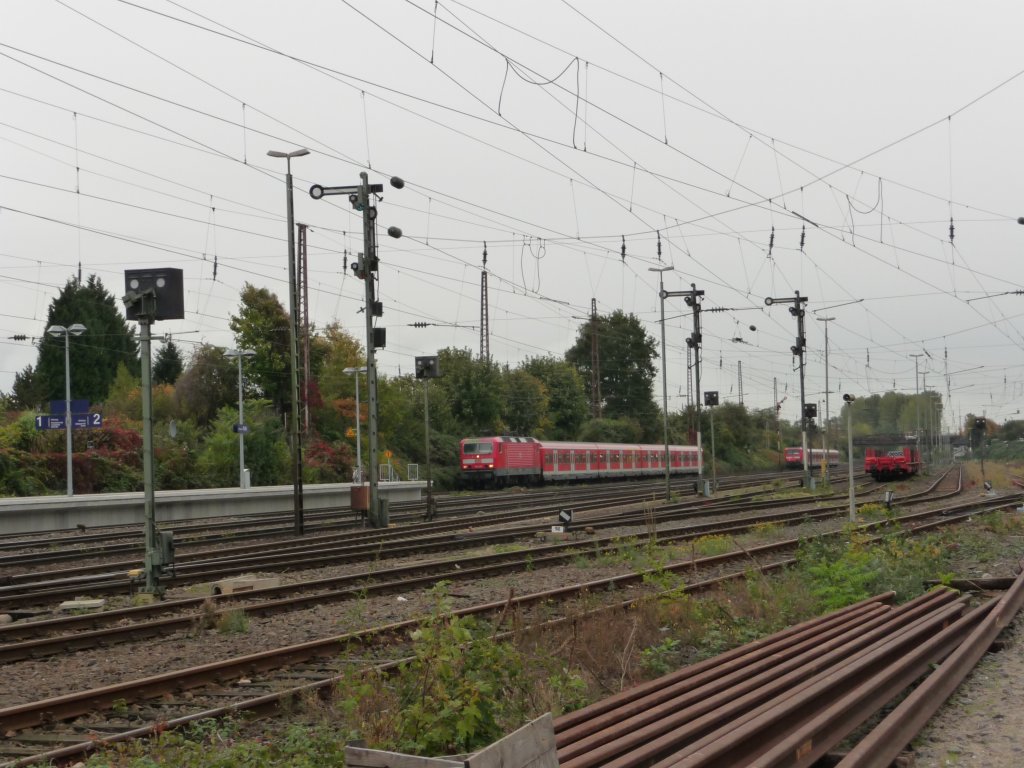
[554,568,1024,767]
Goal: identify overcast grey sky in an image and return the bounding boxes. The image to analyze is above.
[2,0,1023,431]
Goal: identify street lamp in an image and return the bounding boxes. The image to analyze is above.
[843,393,856,521]
[225,348,255,488]
[47,323,86,496]
[649,265,674,501]
[267,147,310,535]
[343,366,367,482]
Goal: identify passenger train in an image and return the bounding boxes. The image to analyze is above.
[459,436,701,488]
[783,446,840,470]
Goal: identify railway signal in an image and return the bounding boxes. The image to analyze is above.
[122,267,184,598]
[765,292,811,488]
[415,355,442,521]
[310,173,405,529]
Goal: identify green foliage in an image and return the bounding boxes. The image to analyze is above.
[501,369,549,437]
[640,637,683,677]
[0,447,54,495]
[520,356,588,439]
[796,529,953,609]
[175,345,237,427]
[435,348,505,437]
[393,583,527,754]
[565,310,658,428]
[83,720,348,767]
[229,284,292,414]
[577,417,643,444]
[153,340,185,385]
[33,275,140,406]
[196,403,289,487]
[215,609,249,634]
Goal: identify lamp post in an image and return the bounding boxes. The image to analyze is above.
[309,173,405,528]
[47,323,86,496]
[649,265,674,501]
[843,394,856,521]
[225,348,255,488]
[267,147,310,535]
[816,316,835,482]
[343,366,367,482]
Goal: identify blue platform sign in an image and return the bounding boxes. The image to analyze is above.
[232,424,250,434]
[50,399,90,415]
[35,413,102,430]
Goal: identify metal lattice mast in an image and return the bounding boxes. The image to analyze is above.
[590,297,601,418]
[738,360,744,405]
[298,223,310,433]
[480,242,490,360]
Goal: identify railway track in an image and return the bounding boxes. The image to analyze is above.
[1,465,1016,765]
[0,472,874,607]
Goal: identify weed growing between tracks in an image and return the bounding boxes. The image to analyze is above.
[81,508,1024,766]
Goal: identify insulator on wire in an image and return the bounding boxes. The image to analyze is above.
[483,241,488,268]
[799,225,806,252]
[768,226,775,256]
[949,218,955,244]
[656,230,662,260]
[621,235,626,262]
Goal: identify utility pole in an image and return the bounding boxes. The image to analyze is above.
[649,266,674,501]
[590,298,601,418]
[480,244,490,360]
[309,174,405,528]
[766,292,810,488]
[298,223,311,433]
[911,353,924,464]
[816,316,835,482]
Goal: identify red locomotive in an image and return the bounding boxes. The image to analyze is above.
[864,447,921,481]
[782,447,840,470]
[459,436,701,488]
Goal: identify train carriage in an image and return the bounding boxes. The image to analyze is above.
[783,446,840,470]
[459,436,701,488]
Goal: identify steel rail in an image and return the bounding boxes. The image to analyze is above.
[835,560,1024,768]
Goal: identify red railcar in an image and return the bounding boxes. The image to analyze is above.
[864,447,921,481]
[783,447,840,470]
[459,436,701,488]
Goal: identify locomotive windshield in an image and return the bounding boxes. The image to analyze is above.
[463,442,493,455]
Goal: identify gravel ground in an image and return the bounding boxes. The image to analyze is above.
[912,613,1024,767]
[3,472,1023,764]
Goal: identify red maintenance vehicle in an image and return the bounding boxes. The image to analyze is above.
[783,447,840,470]
[459,435,701,488]
[864,446,922,480]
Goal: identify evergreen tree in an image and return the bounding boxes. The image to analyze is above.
[153,340,185,385]
[34,275,139,407]
[10,364,46,410]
